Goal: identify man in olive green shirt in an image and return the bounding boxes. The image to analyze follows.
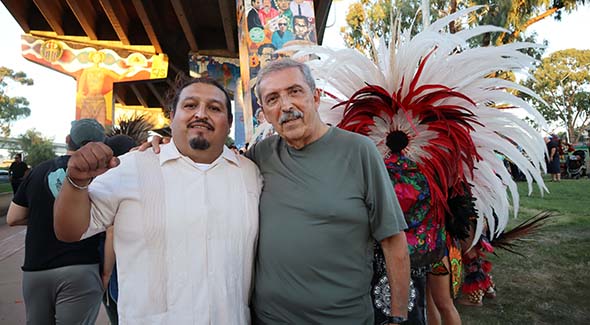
[248,59,410,324]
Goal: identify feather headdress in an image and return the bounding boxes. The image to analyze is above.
[290,6,548,243]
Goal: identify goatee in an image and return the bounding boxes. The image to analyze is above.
[190,137,210,150]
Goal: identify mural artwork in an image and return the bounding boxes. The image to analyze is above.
[237,0,318,143]
[21,35,168,126]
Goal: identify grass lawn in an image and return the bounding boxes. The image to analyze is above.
[0,183,12,193]
[458,177,590,324]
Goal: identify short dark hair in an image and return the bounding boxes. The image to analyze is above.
[167,76,233,124]
[293,15,308,27]
[257,43,277,55]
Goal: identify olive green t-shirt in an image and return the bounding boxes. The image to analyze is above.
[247,127,407,324]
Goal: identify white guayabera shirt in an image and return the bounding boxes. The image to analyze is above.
[83,141,262,324]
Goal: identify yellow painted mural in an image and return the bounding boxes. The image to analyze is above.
[21,35,168,126]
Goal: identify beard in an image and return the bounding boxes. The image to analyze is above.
[190,136,210,150]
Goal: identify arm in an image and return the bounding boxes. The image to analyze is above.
[381,232,410,323]
[549,146,557,160]
[6,202,28,226]
[102,226,116,289]
[54,142,119,242]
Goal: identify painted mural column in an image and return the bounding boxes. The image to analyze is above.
[21,35,168,126]
[237,0,319,145]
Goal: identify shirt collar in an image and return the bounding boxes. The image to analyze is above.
[159,139,240,167]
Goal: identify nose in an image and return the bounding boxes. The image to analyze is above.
[193,104,208,119]
[277,93,294,112]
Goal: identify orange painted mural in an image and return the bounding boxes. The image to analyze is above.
[21,35,168,126]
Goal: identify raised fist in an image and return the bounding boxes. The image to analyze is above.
[67,142,120,185]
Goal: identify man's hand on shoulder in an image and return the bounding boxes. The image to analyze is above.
[135,135,170,154]
[67,142,119,186]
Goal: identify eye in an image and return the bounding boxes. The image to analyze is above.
[265,95,278,106]
[209,105,222,112]
[183,102,197,110]
[289,87,303,96]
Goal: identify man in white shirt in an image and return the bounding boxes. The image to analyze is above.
[289,0,314,19]
[53,78,262,324]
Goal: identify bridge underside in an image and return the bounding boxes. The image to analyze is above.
[2,0,333,112]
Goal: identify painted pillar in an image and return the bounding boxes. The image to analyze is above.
[237,0,319,144]
[21,35,168,126]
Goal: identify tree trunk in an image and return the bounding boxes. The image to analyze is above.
[449,0,458,33]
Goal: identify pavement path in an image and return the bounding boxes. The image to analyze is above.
[0,192,109,324]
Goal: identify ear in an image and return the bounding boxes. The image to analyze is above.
[65,135,71,145]
[313,88,321,111]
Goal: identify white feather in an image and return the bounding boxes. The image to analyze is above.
[291,6,549,244]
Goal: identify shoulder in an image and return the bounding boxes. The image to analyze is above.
[119,148,157,165]
[30,156,62,178]
[247,135,280,161]
[331,128,375,148]
[330,128,383,165]
[237,155,261,183]
[237,154,259,172]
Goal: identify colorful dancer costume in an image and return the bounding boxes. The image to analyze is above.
[289,6,548,324]
[461,211,555,306]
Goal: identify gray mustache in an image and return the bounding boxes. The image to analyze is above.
[278,110,303,124]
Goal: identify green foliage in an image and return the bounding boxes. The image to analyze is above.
[341,0,450,59]
[0,67,34,136]
[526,49,590,143]
[0,183,12,193]
[341,0,585,54]
[18,129,56,167]
[225,136,235,147]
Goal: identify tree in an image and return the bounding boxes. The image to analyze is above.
[526,49,590,143]
[0,67,33,136]
[341,0,586,53]
[18,129,56,167]
[341,0,451,59]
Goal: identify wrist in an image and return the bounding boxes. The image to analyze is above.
[66,174,93,190]
[383,315,407,325]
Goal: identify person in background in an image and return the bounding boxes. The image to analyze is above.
[251,108,275,145]
[271,16,294,49]
[546,134,561,182]
[258,0,279,26]
[8,153,28,193]
[292,15,315,42]
[247,0,263,31]
[6,118,106,325]
[276,0,293,30]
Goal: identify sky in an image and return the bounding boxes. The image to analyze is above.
[0,2,589,144]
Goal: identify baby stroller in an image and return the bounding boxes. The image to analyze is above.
[566,150,586,179]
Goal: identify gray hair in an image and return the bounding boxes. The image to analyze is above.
[254,58,316,101]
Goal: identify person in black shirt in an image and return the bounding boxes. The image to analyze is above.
[8,153,28,193]
[6,119,107,324]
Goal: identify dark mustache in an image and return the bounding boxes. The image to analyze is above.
[188,118,214,130]
[278,110,303,124]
